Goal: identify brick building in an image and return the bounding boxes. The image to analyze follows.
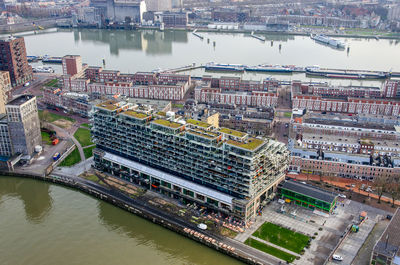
[0,36,32,87]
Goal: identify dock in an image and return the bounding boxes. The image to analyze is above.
[162,64,204,73]
[192,29,204,40]
[250,31,266,41]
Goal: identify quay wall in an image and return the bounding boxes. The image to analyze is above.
[0,171,266,265]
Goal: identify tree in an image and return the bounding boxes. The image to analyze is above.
[373,175,388,203]
[387,181,400,208]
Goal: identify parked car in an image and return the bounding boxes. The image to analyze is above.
[338,194,346,199]
[23,82,30,87]
[332,254,343,261]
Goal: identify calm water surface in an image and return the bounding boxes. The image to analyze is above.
[15,28,400,86]
[0,176,242,265]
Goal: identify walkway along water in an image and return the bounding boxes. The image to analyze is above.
[0,171,281,265]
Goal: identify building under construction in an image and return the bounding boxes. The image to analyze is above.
[92,99,289,222]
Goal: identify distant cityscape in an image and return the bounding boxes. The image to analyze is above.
[1,1,400,264]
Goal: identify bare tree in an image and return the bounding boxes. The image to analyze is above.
[373,174,388,204]
[387,181,400,208]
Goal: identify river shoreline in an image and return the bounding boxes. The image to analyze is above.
[0,170,271,265]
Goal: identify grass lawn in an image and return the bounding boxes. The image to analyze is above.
[38,110,75,123]
[172,103,184,108]
[81,123,91,128]
[59,148,81,167]
[284,112,292,118]
[220,227,238,238]
[245,238,296,263]
[41,131,52,145]
[73,128,93,147]
[44,79,59,87]
[81,174,106,186]
[83,145,96,159]
[252,222,309,254]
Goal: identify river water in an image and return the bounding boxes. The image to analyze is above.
[0,176,242,265]
[16,28,400,86]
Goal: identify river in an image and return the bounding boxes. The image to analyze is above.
[0,176,242,265]
[13,28,400,86]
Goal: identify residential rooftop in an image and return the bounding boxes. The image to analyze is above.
[96,100,120,111]
[123,110,150,119]
[152,119,183,129]
[374,208,400,258]
[186,119,211,128]
[187,129,220,139]
[227,138,264,151]
[7,95,35,106]
[219,127,247,138]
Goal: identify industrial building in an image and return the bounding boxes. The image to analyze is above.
[92,99,289,222]
[279,180,338,212]
[0,36,32,87]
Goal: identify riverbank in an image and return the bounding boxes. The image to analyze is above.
[0,170,277,265]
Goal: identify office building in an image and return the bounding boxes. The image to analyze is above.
[92,99,289,222]
[0,36,32,87]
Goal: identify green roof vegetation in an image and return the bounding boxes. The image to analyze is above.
[123,110,150,119]
[157,111,166,117]
[187,129,219,139]
[96,101,119,111]
[152,119,182,129]
[219,127,247,138]
[227,138,264,151]
[186,119,211,128]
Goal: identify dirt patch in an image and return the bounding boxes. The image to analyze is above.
[52,119,73,129]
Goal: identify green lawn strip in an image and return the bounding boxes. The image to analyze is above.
[73,128,93,147]
[81,123,91,128]
[41,131,52,145]
[44,79,59,87]
[245,238,296,263]
[252,222,309,254]
[59,148,81,167]
[83,145,96,159]
[38,110,75,123]
[172,103,184,108]
[284,112,292,118]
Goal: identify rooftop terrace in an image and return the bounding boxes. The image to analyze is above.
[186,119,211,128]
[219,127,247,138]
[227,138,264,151]
[123,110,150,119]
[152,119,183,129]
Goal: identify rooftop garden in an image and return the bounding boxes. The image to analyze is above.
[123,110,150,119]
[219,127,247,138]
[96,101,119,111]
[227,138,264,151]
[186,119,211,128]
[187,129,219,139]
[156,111,166,117]
[152,119,182,129]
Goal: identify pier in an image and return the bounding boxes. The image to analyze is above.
[162,64,204,73]
[192,29,204,40]
[250,31,266,42]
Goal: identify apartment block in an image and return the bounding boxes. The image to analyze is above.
[6,95,41,158]
[0,36,32,87]
[92,100,289,222]
[62,56,190,101]
[0,71,11,114]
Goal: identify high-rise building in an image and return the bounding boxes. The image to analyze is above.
[0,36,32,87]
[0,71,11,114]
[145,0,172,11]
[5,95,41,158]
[92,99,289,222]
[62,55,83,76]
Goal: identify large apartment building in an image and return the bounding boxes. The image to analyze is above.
[92,100,289,222]
[288,112,400,181]
[0,36,32,87]
[62,55,190,101]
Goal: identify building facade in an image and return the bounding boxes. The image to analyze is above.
[0,36,32,87]
[5,95,41,158]
[92,100,289,222]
